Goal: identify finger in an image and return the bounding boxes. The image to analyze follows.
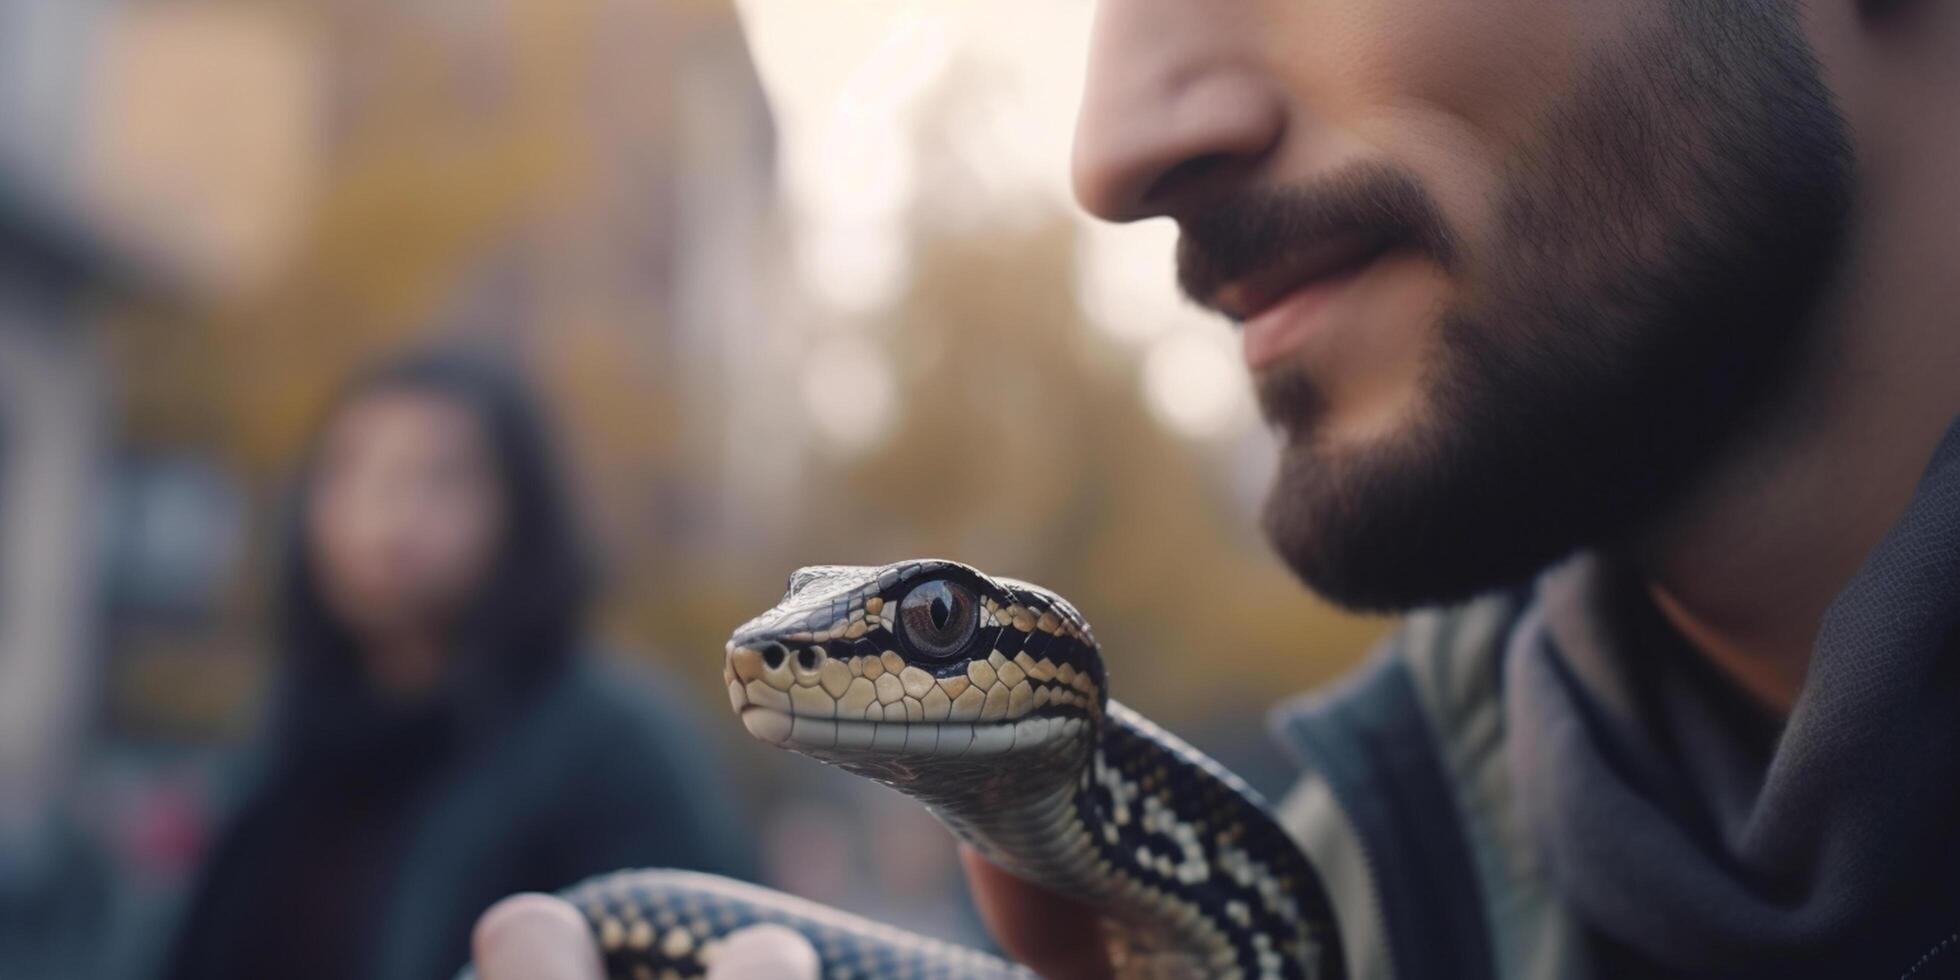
[705,923,821,980]
[473,893,605,980]
[961,846,1114,980]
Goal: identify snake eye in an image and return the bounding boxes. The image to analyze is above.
[898,580,978,661]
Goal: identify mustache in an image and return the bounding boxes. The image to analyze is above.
[1176,162,1458,315]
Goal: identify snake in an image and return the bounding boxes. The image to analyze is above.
[475,559,1346,980]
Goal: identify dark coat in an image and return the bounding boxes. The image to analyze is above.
[163,656,756,980]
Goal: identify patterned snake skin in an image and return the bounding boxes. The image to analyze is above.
[467,559,1346,980]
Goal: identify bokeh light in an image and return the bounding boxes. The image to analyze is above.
[801,333,899,452]
[1076,218,1199,343]
[1143,327,1256,440]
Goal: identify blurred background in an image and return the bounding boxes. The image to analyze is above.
[0,0,1389,976]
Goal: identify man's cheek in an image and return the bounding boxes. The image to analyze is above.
[1253,4,1546,275]
[1279,0,1603,149]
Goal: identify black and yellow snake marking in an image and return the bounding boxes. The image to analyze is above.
[476,560,1346,980]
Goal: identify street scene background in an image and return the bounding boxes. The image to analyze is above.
[0,1,1388,975]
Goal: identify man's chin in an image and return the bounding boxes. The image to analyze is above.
[1257,436,1564,614]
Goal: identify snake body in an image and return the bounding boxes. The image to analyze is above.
[525,559,1345,980]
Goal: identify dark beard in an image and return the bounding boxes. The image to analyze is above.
[1220,2,1855,611]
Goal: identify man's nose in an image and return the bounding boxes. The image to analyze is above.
[1071,0,1286,223]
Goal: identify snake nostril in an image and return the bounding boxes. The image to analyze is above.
[796,648,820,671]
[760,643,786,670]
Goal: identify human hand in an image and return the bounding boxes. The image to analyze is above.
[472,895,602,980]
[472,852,1113,980]
[471,894,820,980]
[960,846,1115,980]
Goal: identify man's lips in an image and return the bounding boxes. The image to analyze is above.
[1203,232,1396,372]
[1207,231,1394,324]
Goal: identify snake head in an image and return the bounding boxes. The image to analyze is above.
[724,559,1105,783]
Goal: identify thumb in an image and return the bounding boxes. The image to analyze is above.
[473,894,605,980]
[706,923,821,980]
[962,846,1114,980]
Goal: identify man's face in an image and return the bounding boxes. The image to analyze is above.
[1074,0,1854,610]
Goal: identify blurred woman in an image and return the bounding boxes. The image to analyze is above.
[165,349,753,980]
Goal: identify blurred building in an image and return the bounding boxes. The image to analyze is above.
[0,0,114,837]
[0,148,121,980]
[0,3,323,974]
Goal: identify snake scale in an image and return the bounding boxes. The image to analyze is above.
[475,559,1346,979]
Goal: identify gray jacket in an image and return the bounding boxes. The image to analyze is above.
[1272,593,1592,980]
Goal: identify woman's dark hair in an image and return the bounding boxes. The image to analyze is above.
[276,347,593,721]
